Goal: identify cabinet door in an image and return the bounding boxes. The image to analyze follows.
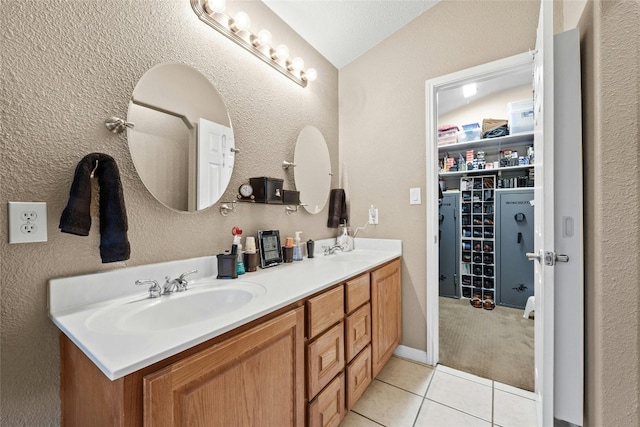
[346,345,372,410]
[143,308,305,427]
[307,285,344,340]
[345,303,371,362]
[308,373,346,427]
[345,273,370,314]
[371,259,402,377]
[307,321,345,400]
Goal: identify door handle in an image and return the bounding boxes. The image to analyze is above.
[526,251,541,262]
[527,251,570,265]
[518,232,523,244]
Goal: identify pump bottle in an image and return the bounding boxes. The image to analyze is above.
[293,231,303,261]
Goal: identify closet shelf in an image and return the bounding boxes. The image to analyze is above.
[438,131,533,154]
[440,164,532,177]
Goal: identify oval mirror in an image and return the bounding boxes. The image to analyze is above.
[293,126,332,214]
[127,63,234,212]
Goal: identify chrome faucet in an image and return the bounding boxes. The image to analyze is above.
[135,279,162,298]
[136,270,198,298]
[323,243,344,255]
[162,269,198,295]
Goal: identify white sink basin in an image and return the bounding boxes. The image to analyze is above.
[86,281,266,334]
[326,251,374,263]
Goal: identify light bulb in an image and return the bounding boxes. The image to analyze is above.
[290,57,304,72]
[303,68,317,82]
[252,29,272,47]
[231,11,250,32]
[273,44,289,61]
[205,0,226,14]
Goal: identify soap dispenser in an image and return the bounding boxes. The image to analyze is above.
[293,231,303,261]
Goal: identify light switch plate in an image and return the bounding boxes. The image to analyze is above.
[410,188,422,205]
[8,202,48,243]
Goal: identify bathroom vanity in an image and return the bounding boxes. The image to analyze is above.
[50,239,401,426]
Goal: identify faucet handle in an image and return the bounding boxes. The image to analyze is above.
[176,269,198,291]
[135,279,161,298]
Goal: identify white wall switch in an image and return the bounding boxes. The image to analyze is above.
[410,188,422,205]
[8,202,48,244]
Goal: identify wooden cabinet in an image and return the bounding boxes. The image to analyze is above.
[371,258,402,377]
[60,306,304,427]
[143,307,305,427]
[60,257,400,427]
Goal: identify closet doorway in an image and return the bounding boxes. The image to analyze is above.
[425,24,585,427]
[431,55,536,391]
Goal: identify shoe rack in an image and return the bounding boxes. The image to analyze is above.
[460,175,496,310]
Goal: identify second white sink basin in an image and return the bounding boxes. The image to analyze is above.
[86,281,266,334]
[326,251,375,263]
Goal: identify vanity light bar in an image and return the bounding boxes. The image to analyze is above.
[191,0,317,88]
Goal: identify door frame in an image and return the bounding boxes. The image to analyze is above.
[424,52,534,365]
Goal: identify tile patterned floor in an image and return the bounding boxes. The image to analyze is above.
[341,357,536,427]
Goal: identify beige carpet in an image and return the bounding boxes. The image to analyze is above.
[438,296,535,391]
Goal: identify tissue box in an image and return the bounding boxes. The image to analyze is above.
[282,190,300,205]
[250,177,284,204]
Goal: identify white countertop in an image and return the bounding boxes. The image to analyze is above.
[49,238,401,380]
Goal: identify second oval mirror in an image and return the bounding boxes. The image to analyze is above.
[293,126,332,214]
[127,62,234,212]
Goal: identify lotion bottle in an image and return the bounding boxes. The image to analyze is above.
[293,231,303,261]
[233,235,245,275]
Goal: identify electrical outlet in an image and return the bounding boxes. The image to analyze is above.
[8,202,48,244]
[368,205,379,225]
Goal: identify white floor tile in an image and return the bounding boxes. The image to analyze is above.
[493,389,537,427]
[376,356,434,396]
[494,380,536,400]
[425,370,493,421]
[435,364,493,386]
[340,411,383,427]
[351,379,423,427]
[414,399,491,427]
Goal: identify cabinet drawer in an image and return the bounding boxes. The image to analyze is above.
[308,373,346,427]
[346,345,372,410]
[345,273,370,314]
[307,321,345,399]
[307,285,344,339]
[345,303,371,362]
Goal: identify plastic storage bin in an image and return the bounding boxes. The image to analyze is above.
[438,128,457,145]
[458,127,482,143]
[507,99,534,134]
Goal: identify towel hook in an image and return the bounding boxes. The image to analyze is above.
[90,160,99,178]
[105,116,135,134]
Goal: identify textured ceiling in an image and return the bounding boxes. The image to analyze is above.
[262,0,439,69]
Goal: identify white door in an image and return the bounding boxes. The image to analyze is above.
[197,118,234,210]
[531,1,558,425]
[532,11,584,425]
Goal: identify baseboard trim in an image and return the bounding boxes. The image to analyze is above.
[393,345,430,365]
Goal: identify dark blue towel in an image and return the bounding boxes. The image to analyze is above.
[327,189,348,228]
[59,153,130,263]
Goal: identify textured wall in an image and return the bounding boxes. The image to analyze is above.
[339,0,540,351]
[579,1,640,425]
[0,0,337,424]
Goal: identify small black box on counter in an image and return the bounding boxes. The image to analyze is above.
[250,177,284,204]
[282,190,300,205]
